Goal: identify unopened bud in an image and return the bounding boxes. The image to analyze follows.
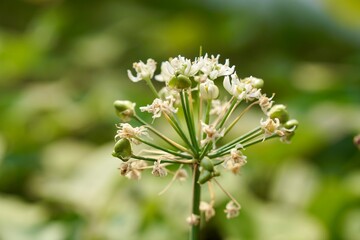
[244,76,264,88]
[268,104,289,124]
[200,81,219,99]
[112,138,132,161]
[114,100,135,122]
[168,74,191,90]
[284,119,299,129]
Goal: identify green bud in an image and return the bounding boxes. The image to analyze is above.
[114,100,135,122]
[112,138,132,161]
[168,74,191,90]
[200,158,214,172]
[198,170,212,184]
[284,119,299,129]
[268,104,289,124]
[251,78,264,88]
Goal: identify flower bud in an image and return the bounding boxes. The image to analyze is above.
[168,74,192,90]
[200,158,214,172]
[112,138,132,161]
[200,81,219,99]
[114,100,135,122]
[246,76,264,88]
[268,104,289,124]
[284,119,299,130]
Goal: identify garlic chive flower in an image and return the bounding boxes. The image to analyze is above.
[127,59,157,82]
[140,96,178,119]
[112,53,298,233]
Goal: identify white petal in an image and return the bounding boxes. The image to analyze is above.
[127,70,141,82]
[223,76,232,94]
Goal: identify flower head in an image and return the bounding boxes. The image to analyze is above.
[127,59,157,82]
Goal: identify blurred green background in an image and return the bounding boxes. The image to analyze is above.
[0,0,359,239]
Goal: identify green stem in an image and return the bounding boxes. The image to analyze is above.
[134,115,191,153]
[163,113,198,154]
[135,137,193,159]
[190,163,201,240]
[145,79,160,98]
[180,90,199,153]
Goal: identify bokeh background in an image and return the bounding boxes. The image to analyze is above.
[0,0,359,239]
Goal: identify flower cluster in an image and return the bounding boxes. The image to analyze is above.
[112,53,298,227]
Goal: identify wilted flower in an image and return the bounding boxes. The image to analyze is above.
[186,214,200,226]
[152,161,168,177]
[223,148,247,174]
[199,201,216,221]
[201,122,224,148]
[224,201,241,219]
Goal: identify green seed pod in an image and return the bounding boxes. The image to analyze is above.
[284,119,299,129]
[200,158,214,172]
[114,100,135,122]
[268,104,289,124]
[198,170,212,184]
[168,74,191,90]
[112,138,132,161]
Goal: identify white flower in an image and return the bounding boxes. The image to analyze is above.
[115,123,148,144]
[152,161,168,177]
[201,122,224,148]
[199,201,216,221]
[223,74,262,101]
[224,201,241,219]
[127,59,157,82]
[200,79,219,99]
[140,96,178,119]
[260,117,284,139]
[155,55,202,83]
[197,54,235,81]
[223,148,247,174]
